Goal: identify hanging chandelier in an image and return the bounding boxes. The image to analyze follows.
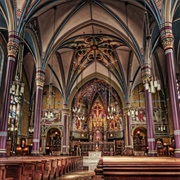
[28,102,34,133]
[8,43,24,134]
[72,70,85,120]
[72,101,85,120]
[127,108,139,117]
[142,9,161,94]
[72,99,85,121]
[43,82,55,119]
[106,70,118,120]
[144,76,161,93]
[43,6,57,119]
[72,102,81,114]
[9,79,24,132]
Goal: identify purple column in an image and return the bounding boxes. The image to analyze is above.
[144,90,157,156]
[166,51,180,157]
[67,116,70,155]
[124,114,128,148]
[124,104,133,155]
[127,115,132,147]
[62,113,67,154]
[160,22,180,157]
[0,32,19,157]
[31,68,45,156]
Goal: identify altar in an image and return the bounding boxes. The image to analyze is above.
[88,151,101,159]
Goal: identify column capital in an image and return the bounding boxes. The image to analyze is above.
[141,63,152,84]
[160,22,174,51]
[62,108,70,116]
[123,103,130,113]
[7,31,20,59]
[62,103,70,115]
[36,68,45,88]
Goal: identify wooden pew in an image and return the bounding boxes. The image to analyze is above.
[55,158,62,177]
[42,160,52,180]
[95,157,180,180]
[0,164,5,180]
[5,162,35,180]
[33,161,44,180]
[0,155,81,180]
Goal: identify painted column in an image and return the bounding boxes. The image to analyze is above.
[144,90,157,156]
[141,63,157,156]
[40,135,46,155]
[124,114,128,148]
[31,68,45,156]
[66,114,70,155]
[127,115,132,148]
[40,125,46,154]
[124,104,132,149]
[62,106,70,155]
[160,22,180,157]
[0,31,20,157]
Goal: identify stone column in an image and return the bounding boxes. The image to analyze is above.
[40,135,46,155]
[62,106,70,155]
[67,116,70,155]
[127,115,132,148]
[160,22,180,157]
[0,31,20,157]
[124,104,132,149]
[40,124,46,155]
[124,114,128,148]
[144,90,157,156]
[141,63,157,156]
[31,68,45,156]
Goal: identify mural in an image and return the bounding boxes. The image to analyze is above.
[72,96,124,138]
[109,115,123,131]
[71,79,123,139]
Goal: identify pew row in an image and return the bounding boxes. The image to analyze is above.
[0,156,82,180]
[95,156,180,180]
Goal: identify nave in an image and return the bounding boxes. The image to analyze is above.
[1,3,180,180]
[1,155,180,180]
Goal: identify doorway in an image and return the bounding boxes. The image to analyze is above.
[133,127,147,153]
[46,128,62,154]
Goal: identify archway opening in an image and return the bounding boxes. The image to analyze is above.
[46,128,61,155]
[133,127,147,154]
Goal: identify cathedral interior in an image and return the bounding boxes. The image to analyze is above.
[0,0,180,161]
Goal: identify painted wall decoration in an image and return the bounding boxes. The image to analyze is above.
[41,111,62,125]
[108,115,123,131]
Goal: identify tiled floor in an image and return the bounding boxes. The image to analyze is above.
[56,170,95,180]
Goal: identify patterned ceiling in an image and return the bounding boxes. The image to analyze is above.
[0,0,180,108]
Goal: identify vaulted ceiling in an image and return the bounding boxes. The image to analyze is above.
[0,0,180,108]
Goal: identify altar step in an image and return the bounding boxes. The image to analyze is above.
[83,156,100,172]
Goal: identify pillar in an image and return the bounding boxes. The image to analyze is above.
[0,31,20,157]
[160,22,180,157]
[141,63,157,156]
[67,116,70,155]
[62,105,70,155]
[40,125,46,155]
[124,104,132,149]
[144,90,157,156]
[31,68,45,156]
[40,135,46,155]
